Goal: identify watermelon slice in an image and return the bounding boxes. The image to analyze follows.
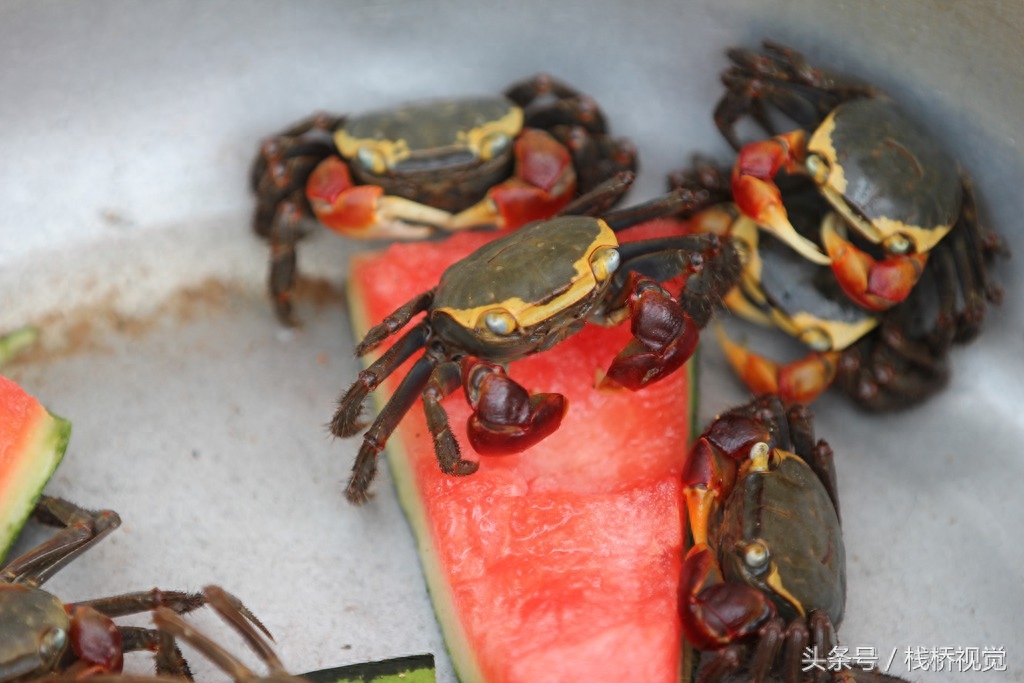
[346,220,698,683]
[0,372,72,562]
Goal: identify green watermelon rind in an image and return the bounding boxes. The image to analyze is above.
[0,327,40,368]
[0,407,71,562]
[347,266,486,683]
[347,259,699,683]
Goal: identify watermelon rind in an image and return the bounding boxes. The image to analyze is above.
[0,379,72,563]
[347,267,487,683]
[302,653,437,683]
[0,327,39,368]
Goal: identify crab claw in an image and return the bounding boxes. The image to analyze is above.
[463,359,567,455]
[599,278,700,391]
[821,215,929,311]
[716,325,839,405]
[732,132,830,266]
[448,129,576,231]
[679,543,778,650]
[306,156,450,240]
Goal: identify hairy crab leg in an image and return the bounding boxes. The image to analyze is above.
[422,360,479,476]
[1,496,120,587]
[345,355,437,504]
[331,321,430,438]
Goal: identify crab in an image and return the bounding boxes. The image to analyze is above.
[680,395,845,682]
[250,73,638,325]
[668,41,1006,408]
[331,175,741,503]
[0,496,267,682]
[41,586,298,683]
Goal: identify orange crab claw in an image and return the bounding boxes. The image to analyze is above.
[716,325,839,405]
[449,129,576,231]
[732,131,830,266]
[821,217,929,311]
[306,157,448,240]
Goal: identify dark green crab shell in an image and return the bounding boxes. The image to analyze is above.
[809,97,962,252]
[718,451,846,626]
[430,215,620,362]
[334,96,523,212]
[0,585,70,681]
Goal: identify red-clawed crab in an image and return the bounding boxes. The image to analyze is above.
[668,41,1006,409]
[0,496,268,682]
[250,74,638,325]
[331,175,741,503]
[680,395,911,683]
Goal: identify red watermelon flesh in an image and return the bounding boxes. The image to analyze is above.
[347,220,697,683]
[0,373,71,562]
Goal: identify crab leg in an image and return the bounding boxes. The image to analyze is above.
[267,199,306,326]
[731,130,830,266]
[422,360,480,476]
[331,322,431,438]
[716,325,839,405]
[345,355,438,504]
[355,289,434,356]
[1,496,120,587]
[461,358,568,456]
[503,72,609,134]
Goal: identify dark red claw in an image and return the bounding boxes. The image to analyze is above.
[704,414,771,461]
[465,372,567,455]
[68,605,124,673]
[601,284,701,391]
[679,546,778,651]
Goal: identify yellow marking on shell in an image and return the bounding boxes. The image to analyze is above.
[459,106,524,159]
[724,289,773,327]
[336,106,524,170]
[766,304,878,352]
[766,564,806,618]
[740,447,807,617]
[807,114,846,195]
[335,133,410,171]
[809,112,953,253]
[436,219,618,332]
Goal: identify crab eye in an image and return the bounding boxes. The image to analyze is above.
[484,309,517,336]
[798,326,833,352]
[479,132,511,161]
[356,146,387,174]
[883,232,912,255]
[804,153,830,184]
[589,247,620,281]
[743,541,771,574]
[38,626,67,662]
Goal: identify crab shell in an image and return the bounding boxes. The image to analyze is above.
[430,215,621,362]
[716,448,846,626]
[334,96,523,213]
[0,585,70,681]
[807,97,962,255]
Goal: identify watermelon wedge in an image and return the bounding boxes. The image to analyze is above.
[346,220,698,683]
[0,372,72,562]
